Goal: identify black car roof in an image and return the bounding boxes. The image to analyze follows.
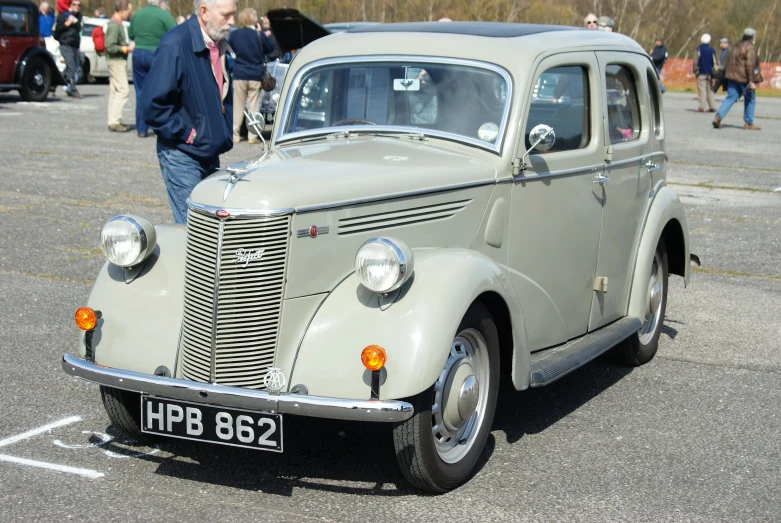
[348,22,581,38]
[0,0,37,8]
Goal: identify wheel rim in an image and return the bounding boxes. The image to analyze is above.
[639,251,664,345]
[431,328,490,464]
[27,66,47,96]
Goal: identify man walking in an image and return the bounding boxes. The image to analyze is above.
[650,37,668,93]
[105,0,134,132]
[141,0,236,224]
[713,28,762,131]
[712,37,730,93]
[128,0,176,138]
[694,34,717,112]
[53,0,83,99]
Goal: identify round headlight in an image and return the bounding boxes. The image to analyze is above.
[355,237,414,293]
[99,215,157,268]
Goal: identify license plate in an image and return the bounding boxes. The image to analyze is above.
[140,396,282,452]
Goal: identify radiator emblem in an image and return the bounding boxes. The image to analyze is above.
[263,368,286,392]
[234,248,265,268]
[296,225,330,238]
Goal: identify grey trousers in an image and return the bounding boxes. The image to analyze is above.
[697,75,715,110]
[60,44,80,94]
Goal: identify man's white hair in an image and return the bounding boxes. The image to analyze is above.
[193,0,219,13]
[583,12,596,22]
[147,0,160,5]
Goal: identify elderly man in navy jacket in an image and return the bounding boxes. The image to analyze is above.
[141,0,237,224]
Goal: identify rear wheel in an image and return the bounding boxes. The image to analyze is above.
[100,386,160,443]
[19,61,51,102]
[393,302,499,492]
[614,238,669,366]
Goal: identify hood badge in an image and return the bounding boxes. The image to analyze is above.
[234,248,265,268]
[297,225,329,238]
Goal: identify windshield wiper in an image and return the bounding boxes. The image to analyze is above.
[280,129,429,146]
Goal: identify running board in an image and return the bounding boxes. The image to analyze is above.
[530,317,642,387]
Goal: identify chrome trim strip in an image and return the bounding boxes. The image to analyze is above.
[209,220,225,384]
[295,179,496,214]
[514,163,604,182]
[275,55,514,154]
[62,355,414,422]
[187,200,296,219]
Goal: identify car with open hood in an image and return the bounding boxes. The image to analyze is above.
[63,22,691,492]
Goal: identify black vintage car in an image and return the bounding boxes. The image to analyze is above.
[0,0,64,101]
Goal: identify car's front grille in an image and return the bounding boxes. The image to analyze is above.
[180,210,290,389]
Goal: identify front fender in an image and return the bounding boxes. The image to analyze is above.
[81,225,186,375]
[288,248,528,400]
[627,184,690,320]
[16,46,65,86]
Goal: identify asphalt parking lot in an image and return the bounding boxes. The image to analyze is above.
[0,85,779,522]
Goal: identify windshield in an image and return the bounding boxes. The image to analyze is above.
[279,59,511,151]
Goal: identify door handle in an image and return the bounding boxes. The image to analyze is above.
[593,172,609,184]
[643,160,660,172]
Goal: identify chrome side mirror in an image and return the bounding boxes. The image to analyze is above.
[515,124,556,174]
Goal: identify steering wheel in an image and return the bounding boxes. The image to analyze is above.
[332,118,377,126]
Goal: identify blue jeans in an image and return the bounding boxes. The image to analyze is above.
[716,80,756,125]
[157,143,219,224]
[132,48,155,135]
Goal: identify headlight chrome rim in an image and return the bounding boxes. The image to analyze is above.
[355,237,414,294]
[100,215,154,268]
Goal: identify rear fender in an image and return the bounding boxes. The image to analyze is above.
[288,248,528,400]
[15,46,66,86]
[80,225,186,375]
[627,184,690,321]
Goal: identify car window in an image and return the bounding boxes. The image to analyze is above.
[82,24,96,37]
[647,69,662,138]
[1,6,30,33]
[606,64,640,144]
[281,60,511,150]
[525,65,590,153]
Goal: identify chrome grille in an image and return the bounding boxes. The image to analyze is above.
[181,210,290,389]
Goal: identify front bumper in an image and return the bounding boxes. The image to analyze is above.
[62,354,413,423]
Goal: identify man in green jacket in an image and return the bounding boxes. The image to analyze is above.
[106,0,135,132]
[128,0,176,137]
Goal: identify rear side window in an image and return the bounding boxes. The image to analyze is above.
[647,69,662,137]
[605,65,641,144]
[1,6,30,33]
[82,24,96,37]
[525,65,590,152]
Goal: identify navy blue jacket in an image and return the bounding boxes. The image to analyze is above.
[142,17,233,160]
[696,44,717,76]
[229,27,274,80]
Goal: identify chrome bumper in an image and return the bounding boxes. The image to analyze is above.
[62,354,413,423]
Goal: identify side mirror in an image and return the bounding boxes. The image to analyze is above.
[514,124,556,175]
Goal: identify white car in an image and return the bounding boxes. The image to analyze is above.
[45,17,133,83]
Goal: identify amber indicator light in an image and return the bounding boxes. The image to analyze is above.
[361,345,386,371]
[75,307,98,331]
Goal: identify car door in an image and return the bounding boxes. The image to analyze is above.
[507,52,605,350]
[0,3,36,84]
[588,53,653,330]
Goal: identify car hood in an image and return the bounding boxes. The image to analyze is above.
[266,8,331,51]
[189,138,497,213]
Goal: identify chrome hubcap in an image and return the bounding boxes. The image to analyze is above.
[639,252,664,345]
[33,72,44,86]
[431,328,489,464]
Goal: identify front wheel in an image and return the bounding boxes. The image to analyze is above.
[614,238,669,366]
[100,386,161,444]
[19,61,51,102]
[393,302,500,492]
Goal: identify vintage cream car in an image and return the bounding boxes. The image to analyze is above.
[63,23,690,492]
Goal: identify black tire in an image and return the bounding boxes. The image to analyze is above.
[19,61,52,102]
[393,302,500,492]
[614,238,669,366]
[100,386,161,444]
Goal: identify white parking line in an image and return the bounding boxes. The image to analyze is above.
[0,416,82,448]
[0,454,104,478]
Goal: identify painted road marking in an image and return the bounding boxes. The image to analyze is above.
[54,430,161,459]
[0,416,103,478]
[0,416,81,448]
[0,454,104,478]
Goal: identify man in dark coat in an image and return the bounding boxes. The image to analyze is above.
[141,0,237,223]
[52,0,83,98]
[650,38,668,92]
[694,33,717,112]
